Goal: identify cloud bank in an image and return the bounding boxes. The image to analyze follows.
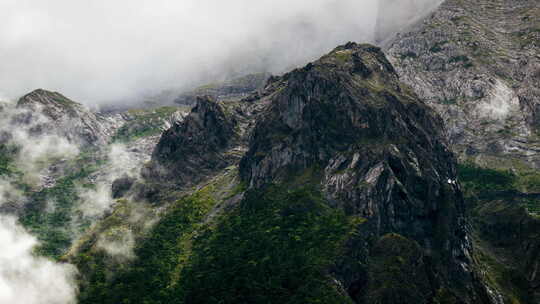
[0,216,78,304]
[0,0,379,106]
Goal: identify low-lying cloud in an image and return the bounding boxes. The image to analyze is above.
[0,215,78,304]
[0,0,380,106]
[0,100,80,186]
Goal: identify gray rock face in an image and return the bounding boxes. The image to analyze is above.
[15,89,116,146]
[145,96,240,186]
[384,0,540,169]
[237,42,493,303]
[121,41,505,303]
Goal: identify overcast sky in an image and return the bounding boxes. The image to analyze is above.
[0,0,383,106]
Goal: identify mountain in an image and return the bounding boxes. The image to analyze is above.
[14,89,116,146]
[384,0,540,171]
[1,2,538,303]
[0,90,189,257]
[380,0,540,302]
[68,42,501,304]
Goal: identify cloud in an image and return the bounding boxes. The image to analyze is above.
[0,215,78,304]
[77,143,143,218]
[96,226,135,260]
[0,0,379,106]
[0,179,25,210]
[0,99,80,186]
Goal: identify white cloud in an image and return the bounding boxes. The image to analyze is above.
[0,0,379,105]
[0,100,80,186]
[0,215,78,304]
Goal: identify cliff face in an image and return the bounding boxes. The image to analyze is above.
[75,43,497,304]
[382,1,540,302]
[239,42,489,303]
[144,96,240,187]
[384,0,540,170]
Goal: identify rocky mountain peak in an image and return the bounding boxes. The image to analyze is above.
[13,89,114,146]
[144,95,239,186]
[66,40,512,304]
[17,89,81,118]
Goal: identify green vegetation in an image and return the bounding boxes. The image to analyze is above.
[448,55,469,63]
[0,144,18,176]
[77,187,217,304]
[439,97,458,105]
[473,240,530,304]
[458,162,540,215]
[459,162,540,303]
[112,106,183,142]
[19,158,99,258]
[77,182,360,304]
[334,50,353,63]
[178,186,357,304]
[458,163,516,194]
[367,234,432,304]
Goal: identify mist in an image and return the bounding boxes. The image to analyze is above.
[0,216,78,304]
[0,0,383,106]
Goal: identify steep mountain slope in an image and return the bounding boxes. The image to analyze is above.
[382,1,540,302]
[73,43,497,304]
[458,163,540,303]
[384,0,540,170]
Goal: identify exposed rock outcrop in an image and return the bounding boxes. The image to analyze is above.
[384,0,540,169]
[72,41,518,303]
[144,96,239,186]
[15,89,116,146]
[239,42,493,303]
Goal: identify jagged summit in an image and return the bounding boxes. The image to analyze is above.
[125,42,496,303]
[14,89,114,145]
[145,95,238,186]
[19,88,78,105]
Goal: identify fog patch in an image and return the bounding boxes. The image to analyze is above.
[0,215,78,304]
[96,226,135,260]
[0,179,24,209]
[0,100,79,186]
[476,79,520,120]
[0,0,380,106]
[77,143,141,219]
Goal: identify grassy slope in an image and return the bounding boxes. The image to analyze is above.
[458,163,539,304]
[75,167,364,304]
